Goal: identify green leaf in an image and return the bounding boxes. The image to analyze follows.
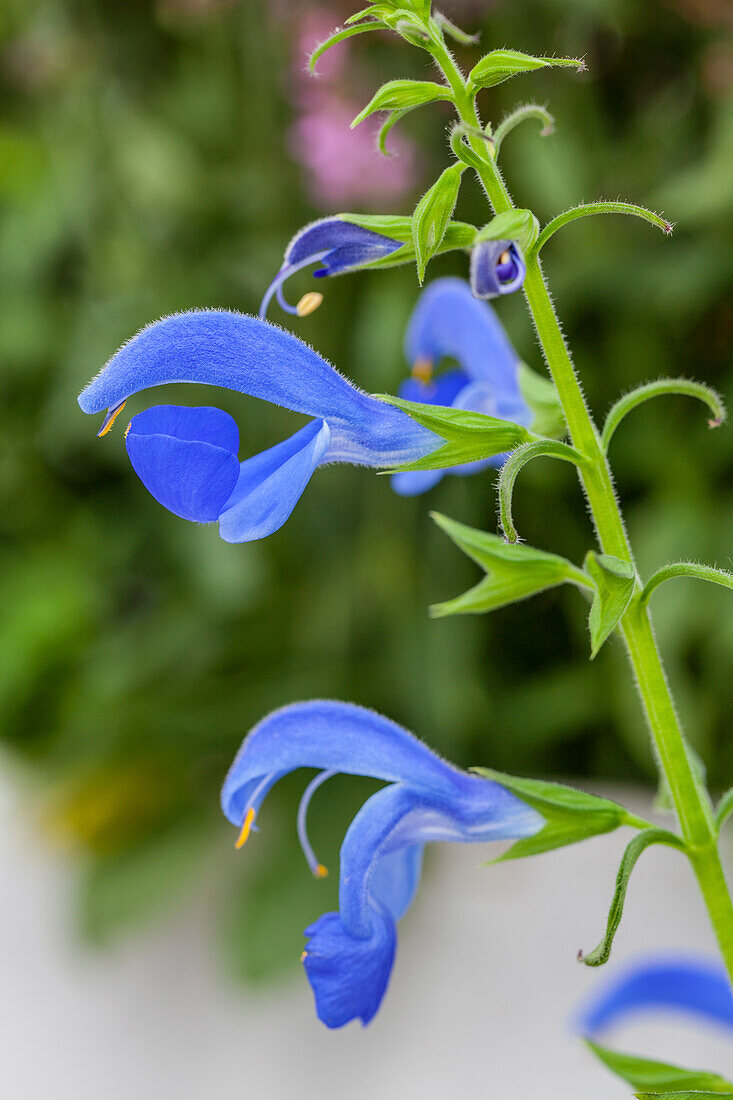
[472,769,636,860]
[375,395,535,471]
[585,551,636,658]
[535,201,673,255]
[309,23,381,74]
[343,213,477,270]
[411,164,464,283]
[635,1093,733,1099]
[474,208,540,252]
[345,5,392,24]
[640,561,733,608]
[493,103,555,156]
[498,438,586,543]
[430,512,590,617]
[518,363,566,438]
[579,828,684,967]
[468,49,585,91]
[376,108,414,155]
[586,1041,733,1094]
[602,377,725,451]
[351,79,453,128]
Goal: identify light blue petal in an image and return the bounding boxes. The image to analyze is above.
[405,278,528,422]
[368,844,424,923]
[302,906,396,1029]
[217,420,330,543]
[125,405,240,523]
[391,469,445,497]
[576,955,733,1036]
[78,310,438,467]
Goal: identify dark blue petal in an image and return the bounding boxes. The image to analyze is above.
[303,906,397,1028]
[576,955,733,1036]
[217,420,330,543]
[470,240,526,299]
[125,405,240,523]
[78,311,438,468]
[286,217,403,275]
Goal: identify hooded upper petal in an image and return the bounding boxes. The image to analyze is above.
[78,310,438,468]
[286,217,403,275]
[470,240,526,299]
[125,405,241,523]
[576,956,733,1037]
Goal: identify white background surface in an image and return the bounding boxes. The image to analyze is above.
[1,778,731,1099]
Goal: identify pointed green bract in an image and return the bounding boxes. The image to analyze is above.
[472,769,636,860]
[640,561,733,608]
[342,214,477,270]
[498,439,586,543]
[474,208,540,253]
[309,23,382,74]
[584,552,636,658]
[375,395,534,472]
[430,512,589,617]
[434,11,478,46]
[579,828,684,967]
[411,164,464,283]
[602,377,725,451]
[468,49,585,92]
[351,79,453,128]
[534,200,672,255]
[586,1041,733,1095]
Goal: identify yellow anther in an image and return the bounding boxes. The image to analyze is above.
[499,250,510,265]
[411,357,433,384]
[296,292,323,318]
[98,400,127,437]
[235,806,256,849]
[301,951,308,962]
[314,863,329,879]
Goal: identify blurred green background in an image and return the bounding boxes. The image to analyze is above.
[0,0,730,984]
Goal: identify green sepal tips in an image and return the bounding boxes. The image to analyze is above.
[351,79,453,128]
[579,828,684,967]
[430,512,590,618]
[342,213,477,271]
[468,49,585,92]
[411,163,464,283]
[474,208,540,253]
[586,1040,733,1096]
[584,551,636,658]
[471,769,638,861]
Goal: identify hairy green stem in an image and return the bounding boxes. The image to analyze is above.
[428,30,733,979]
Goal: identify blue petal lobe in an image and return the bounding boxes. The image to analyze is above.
[303,906,396,1028]
[576,955,733,1036]
[286,217,403,275]
[369,844,424,922]
[125,405,240,523]
[470,240,526,299]
[391,469,445,496]
[217,420,330,543]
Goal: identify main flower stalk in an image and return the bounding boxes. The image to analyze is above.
[429,32,733,980]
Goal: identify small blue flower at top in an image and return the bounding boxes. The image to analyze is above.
[575,954,733,1037]
[470,239,526,299]
[392,277,533,496]
[259,217,403,319]
[221,699,543,1028]
[77,310,441,542]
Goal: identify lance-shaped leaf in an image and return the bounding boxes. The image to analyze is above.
[412,164,464,283]
[579,829,684,968]
[375,395,535,472]
[351,79,453,128]
[585,551,636,658]
[468,49,585,92]
[344,213,477,270]
[471,770,642,861]
[586,1041,733,1096]
[474,208,540,253]
[430,512,590,617]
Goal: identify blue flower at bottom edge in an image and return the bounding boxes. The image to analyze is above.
[576,954,733,1037]
[392,277,533,497]
[77,311,441,542]
[221,700,543,1028]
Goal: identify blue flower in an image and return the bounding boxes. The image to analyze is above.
[77,310,440,542]
[392,277,533,496]
[576,955,733,1037]
[470,239,526,299]
[221,700,543,1028]
[259,217,403,319]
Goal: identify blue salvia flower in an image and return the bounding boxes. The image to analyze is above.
[576,955,733,1037]
[221,700,543,1028]
[392,277,532,496]
[259,217,403,319]
[77,311,440,542]
[470,239,526,299]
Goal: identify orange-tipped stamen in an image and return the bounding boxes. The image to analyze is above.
[97,400,127,438]
[314,863,329,879]
[296,292,323,318]
[297,769,337,878]
[235,806,256,849]
[411,357,433,384]
[301,951,308,962]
